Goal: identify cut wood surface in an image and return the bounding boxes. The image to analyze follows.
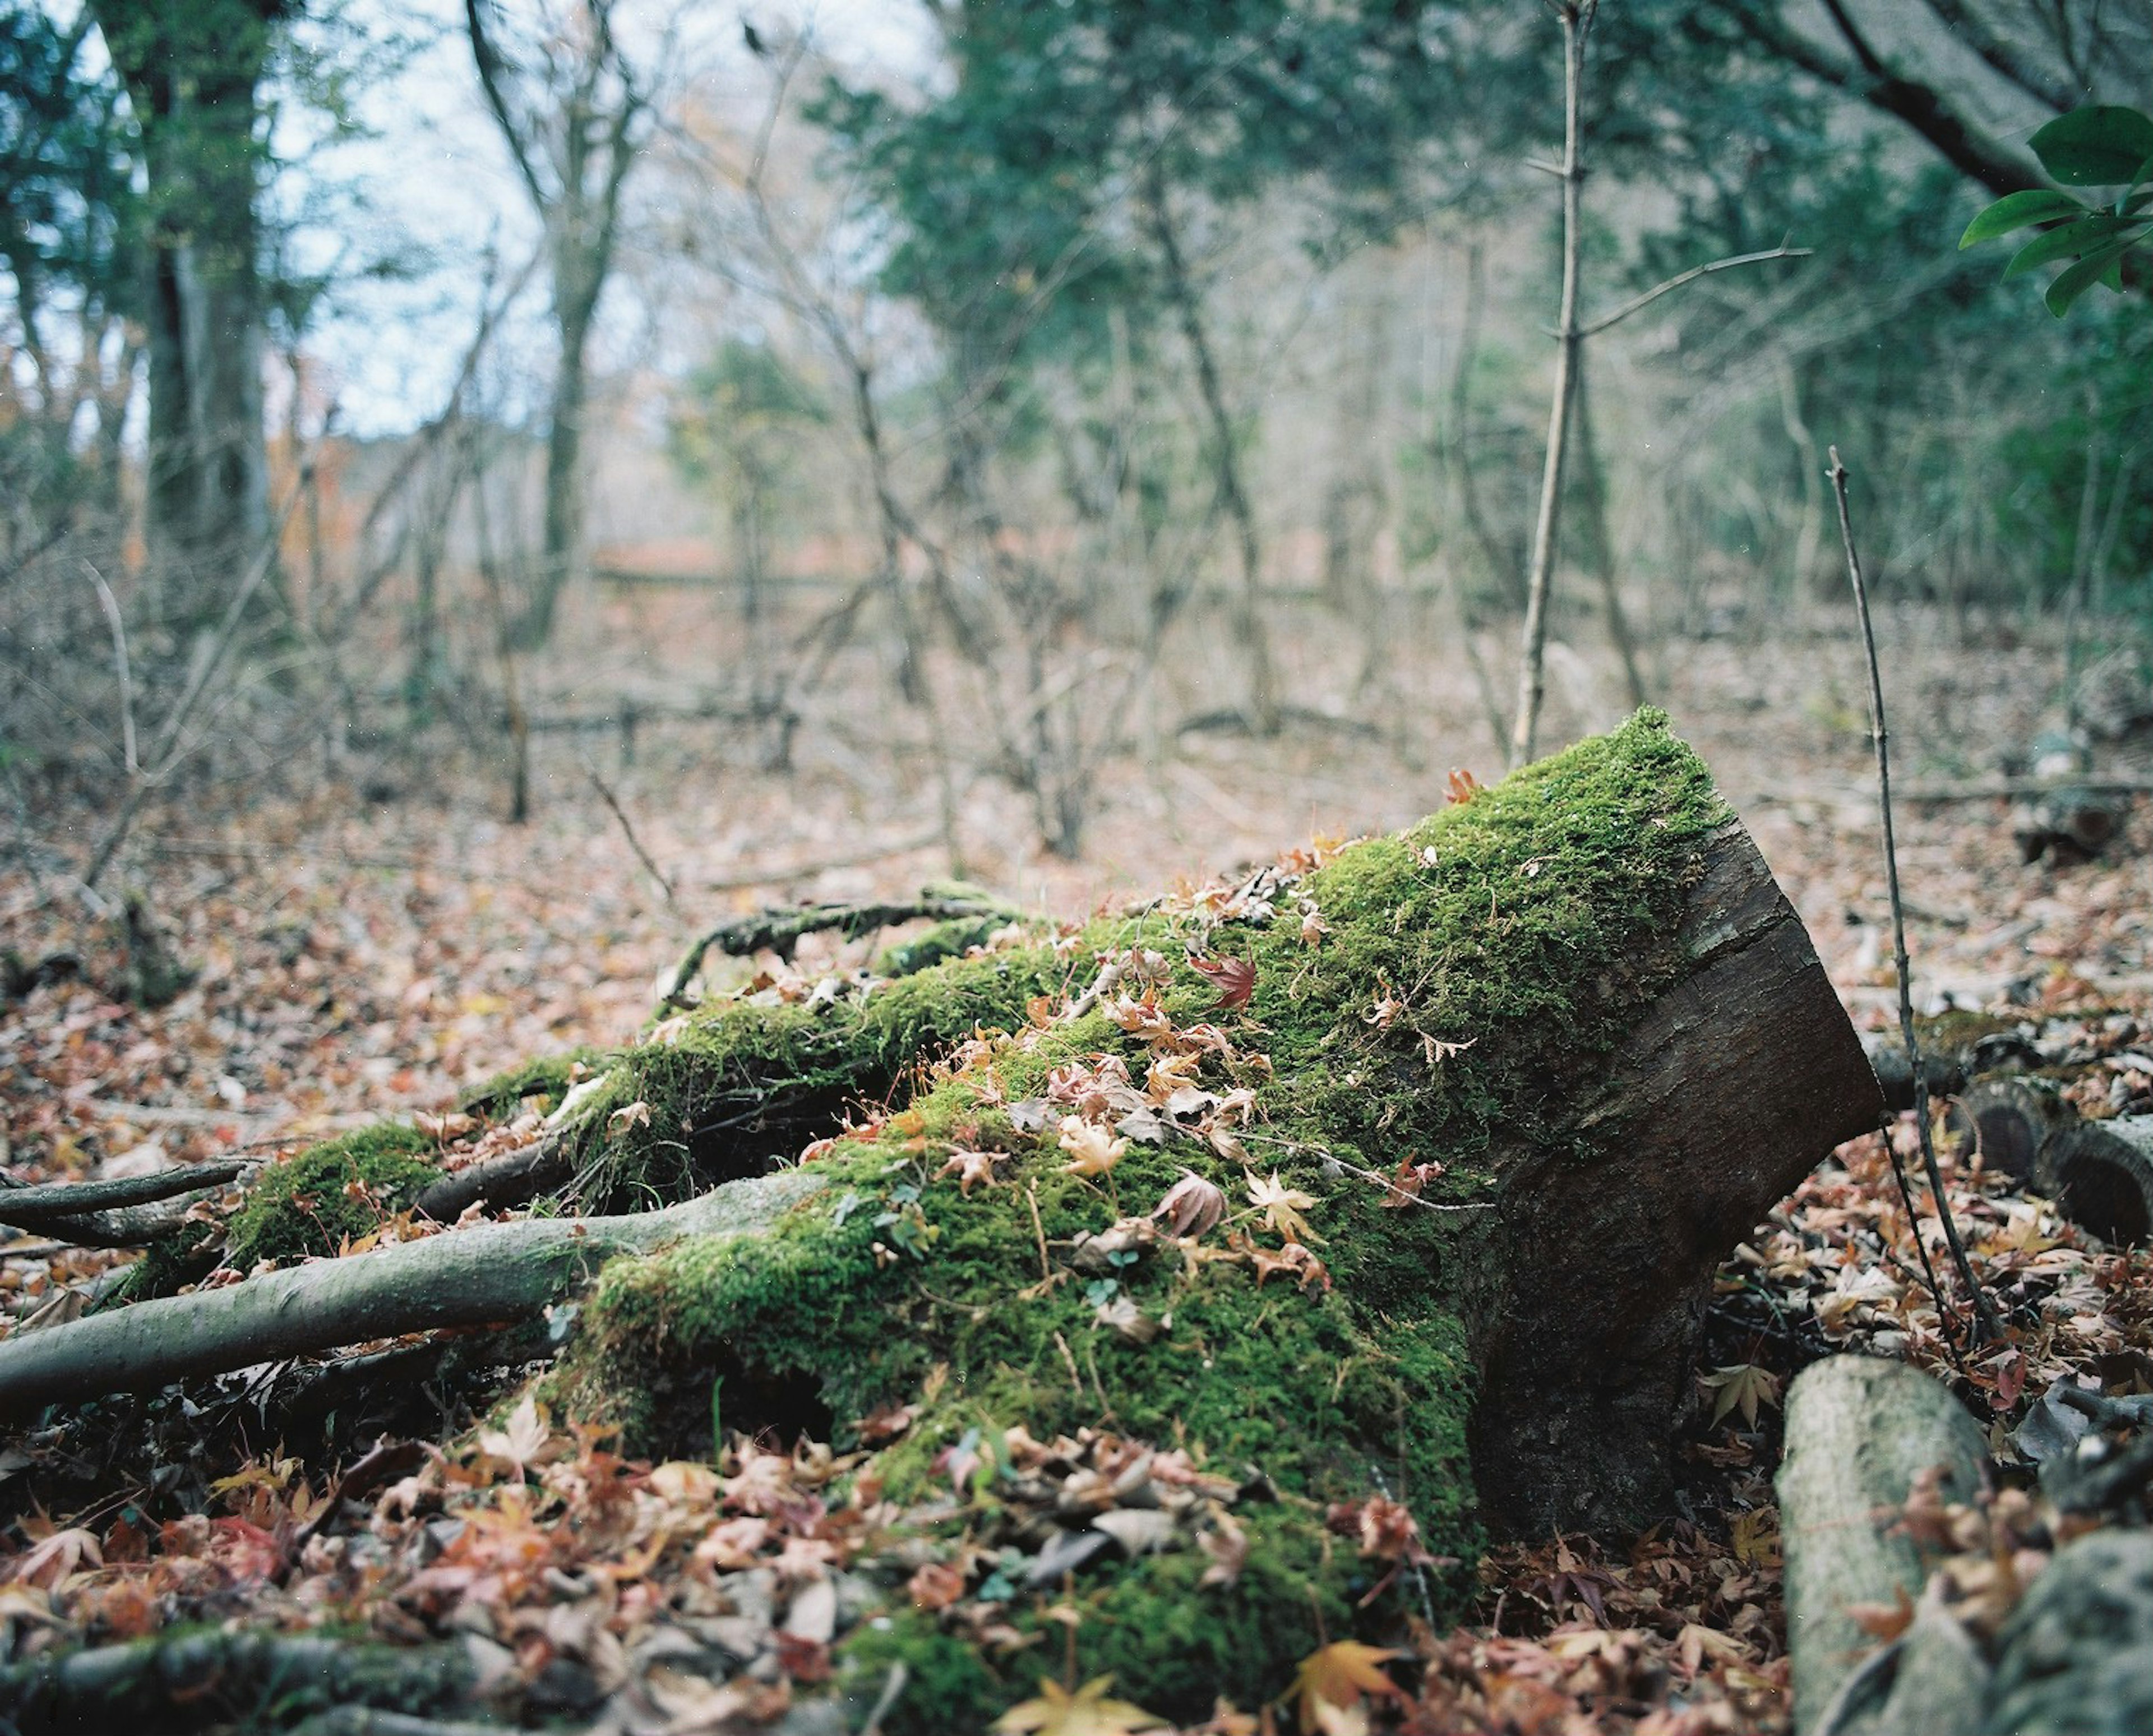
[1947,1076,2073,1184]
[1468,815,1881,1530]
[2038,1115,2153,1246]
[1779,1356,1989,1735]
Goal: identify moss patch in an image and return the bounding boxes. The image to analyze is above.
[221,1124,438,1272]
[554,711,1730,1727]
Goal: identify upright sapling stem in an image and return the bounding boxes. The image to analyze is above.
[1828,446,2003,1349]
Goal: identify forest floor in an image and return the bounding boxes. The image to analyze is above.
[4,597,2153,1733]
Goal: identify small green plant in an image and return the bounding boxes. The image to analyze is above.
[1962,105,2153,315]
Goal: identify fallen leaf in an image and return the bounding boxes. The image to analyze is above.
[1188,955,1256,1009]
[1060,1118,1128,1179]
[1247,1172,1319,1244]
[1152,1170,1227,1237]
[1700,1364,1782,1429]
[941,1148,1004,1197]
[1096,1295,1162,1343]
[1286,1641,1403,1735]
[993,1674,1166,1735]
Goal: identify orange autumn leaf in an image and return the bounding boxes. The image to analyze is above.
[1286,1640,1404,1733]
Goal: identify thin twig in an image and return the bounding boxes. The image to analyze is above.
[584,766,674,908]
[1829,446,2002,1350]
[82,445,322,891]
[661,895,1018,1008]
[1577,245,1812,338]
[82,561,136,775]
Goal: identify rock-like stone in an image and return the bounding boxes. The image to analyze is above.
[1983,1530,2153,1736]
[1780,1356,1988,1735]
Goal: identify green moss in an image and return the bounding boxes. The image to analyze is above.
[878,916,1010,978]
[836,1612,1006,1736]
[457,1049,612,1119]
[222,1124,438,1272]
[557,712,1730,1727]
[560,942,1079,1213]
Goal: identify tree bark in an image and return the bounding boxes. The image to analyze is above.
[1468,816,1881,1531]
[91,0,278,618]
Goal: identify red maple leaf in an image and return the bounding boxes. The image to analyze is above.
[1187,954,1256,1008]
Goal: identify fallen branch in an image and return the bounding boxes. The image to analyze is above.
[662,893,1020,1005]
[0,1630,477,1736]
[411,1133,571,1222]
[0,1162,246,1225]
[0,1170,822,1413]
[1898,774,2153,800]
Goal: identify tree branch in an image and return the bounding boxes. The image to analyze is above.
[463,0,549,211]
[0,1162,244,1227]
[1578,245,1811,338]
[0,1171,824,1413]
[1716,0,2043,200]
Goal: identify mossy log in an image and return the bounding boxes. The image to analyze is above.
[2037,1115,2153,1246]
[0,714,1882,1726]
[0,1630,478,1735]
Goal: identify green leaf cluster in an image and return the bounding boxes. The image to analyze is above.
[1962,107,2153,315]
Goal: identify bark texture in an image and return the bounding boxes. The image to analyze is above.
[0,1171,822,1414]
[1471,821,1882,1531]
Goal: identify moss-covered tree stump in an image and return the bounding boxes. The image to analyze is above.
[0,713,1881,1729]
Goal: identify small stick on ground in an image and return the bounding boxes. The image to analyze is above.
[1829,445,2003,1350]
[585,767,674,909]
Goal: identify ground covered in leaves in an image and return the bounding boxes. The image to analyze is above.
[6,612,2153,1732]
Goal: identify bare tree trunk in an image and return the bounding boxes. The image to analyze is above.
[1143,164,1281,737]
[1509,1,1593,768]
[525,278,597,649]
[1572,355,1647,710]
[95,0,276,627]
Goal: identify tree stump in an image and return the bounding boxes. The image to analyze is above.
[0,713,1883,1726]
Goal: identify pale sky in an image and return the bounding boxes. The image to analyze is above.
[296,0,936,438]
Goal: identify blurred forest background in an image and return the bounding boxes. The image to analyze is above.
[6,0,2153,999]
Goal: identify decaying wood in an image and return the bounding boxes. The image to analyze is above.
[1864,1032,1966,1115]
[0,1162,246,1249]
[0,1171,823,1414]
[1469,819,1880,1531]
[1779,1356,1988,1735]
[2038,1115,2153,1246]
[411,1132,570,1222]
[2013,786,2125,865]
[0,1162,246,1225]
[1944,1077,2073,1184]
